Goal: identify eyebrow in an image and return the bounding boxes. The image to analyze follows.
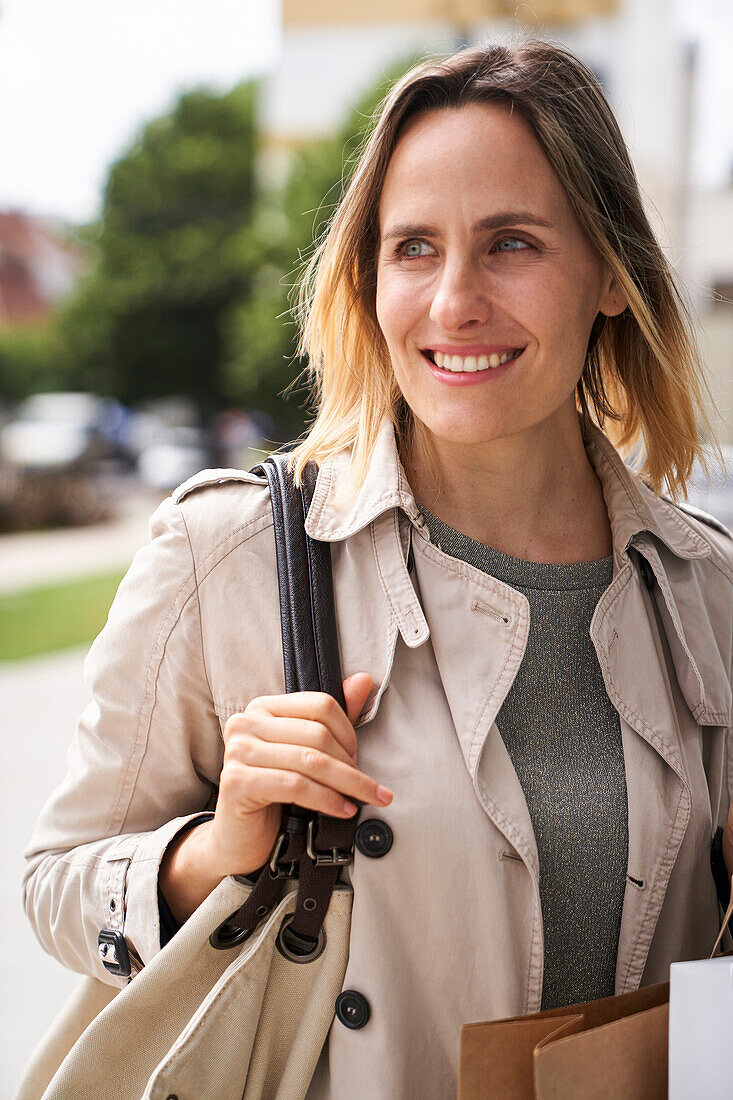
[380,212,554,242]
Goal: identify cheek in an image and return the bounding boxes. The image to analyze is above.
[502,263,600,351]
[376,272,428,348]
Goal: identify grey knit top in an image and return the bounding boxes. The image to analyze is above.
[418,507,628,1010]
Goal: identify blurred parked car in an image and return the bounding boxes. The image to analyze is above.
[217,407,274,469]
[136,425,216,491]
[0,392,131,471]
[131,396,219,491]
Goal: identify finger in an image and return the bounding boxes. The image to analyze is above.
[256,692,359,759]
[234,741,391,809]
[342,673,373,727]
[237,715,357,769]
[230,763,362,819]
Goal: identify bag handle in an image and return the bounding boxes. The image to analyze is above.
[210,455,362,960]
[710,875,733,958]
[261,454,345,706]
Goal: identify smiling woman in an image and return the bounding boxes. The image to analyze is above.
[371,100,629,561]
[21,38,733,1100]
[292,42,717,510]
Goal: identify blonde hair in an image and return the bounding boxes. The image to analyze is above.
[289,40,717,501]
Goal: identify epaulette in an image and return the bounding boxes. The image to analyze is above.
[171,467,266,504]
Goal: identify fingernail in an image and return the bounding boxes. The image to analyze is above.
[376,785,393,804]
[343,800,358,815]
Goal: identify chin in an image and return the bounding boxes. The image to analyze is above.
[419,404,533,446]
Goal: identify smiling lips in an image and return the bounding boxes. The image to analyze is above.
[422,346,525,373]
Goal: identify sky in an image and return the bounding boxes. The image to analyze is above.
[0,0,730,225]
[0,0,280,222]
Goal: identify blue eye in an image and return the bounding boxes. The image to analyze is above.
[495,237,531,252]
[400,239,431,258]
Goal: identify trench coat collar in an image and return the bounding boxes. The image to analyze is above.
[306,417,712,564]
[582,427,711,561]
[305,419,421,542]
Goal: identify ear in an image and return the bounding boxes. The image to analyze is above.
[599,270,627,318]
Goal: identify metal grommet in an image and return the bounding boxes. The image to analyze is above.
[209,918,251,950]
[304,897,317,911]
[255,904,269,916]
[109,898,115,911]
[276,913,326,963]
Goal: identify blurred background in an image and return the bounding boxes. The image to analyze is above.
[1,0,731,1092]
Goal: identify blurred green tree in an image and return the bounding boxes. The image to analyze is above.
[59,83,259,419]
[0,323,64,404]
[15,58,418,439]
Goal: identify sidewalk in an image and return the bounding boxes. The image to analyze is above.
[0,489,162,595]
[0,647,92,1094]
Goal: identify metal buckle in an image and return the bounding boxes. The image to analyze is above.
[97,929,131,978]
[269,830,300,879]
[306,818,354,867]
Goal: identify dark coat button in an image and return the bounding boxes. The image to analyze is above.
[335,989,370,1029]
[355,819,393,858]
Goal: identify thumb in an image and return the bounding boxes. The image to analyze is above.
[342,672,373,728]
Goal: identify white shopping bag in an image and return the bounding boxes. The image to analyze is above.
[669,884,733,1100]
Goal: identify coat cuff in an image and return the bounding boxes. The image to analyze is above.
[120,812,214,969]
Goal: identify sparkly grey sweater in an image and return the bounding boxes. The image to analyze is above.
[419,508,629,1010]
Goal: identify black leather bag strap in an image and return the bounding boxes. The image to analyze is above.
[260,454,345,707]
[210,454,361,958]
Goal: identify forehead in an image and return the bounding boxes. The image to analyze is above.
[378,103,568,227]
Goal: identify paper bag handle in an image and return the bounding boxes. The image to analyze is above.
[709,874,733,959]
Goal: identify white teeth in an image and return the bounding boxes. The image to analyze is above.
[432,349,520,372]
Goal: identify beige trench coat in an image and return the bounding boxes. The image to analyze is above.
[24,421,733,1099]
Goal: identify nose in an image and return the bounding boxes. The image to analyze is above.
[429,255,491,332]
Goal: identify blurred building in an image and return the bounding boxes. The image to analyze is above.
[263,0,733,441]
[0,212,85,327]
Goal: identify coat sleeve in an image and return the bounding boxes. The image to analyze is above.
[23,494,225,987]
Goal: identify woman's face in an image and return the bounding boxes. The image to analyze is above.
[375,103,626,450]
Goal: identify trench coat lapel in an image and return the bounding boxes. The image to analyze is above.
[591,557,694,991]
[410,533,540,875]
[584,427,731,726]
[631,536,732,726]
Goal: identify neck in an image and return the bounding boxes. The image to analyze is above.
[405,407,612,564]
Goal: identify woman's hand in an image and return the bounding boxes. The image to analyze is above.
[159,673,392,923]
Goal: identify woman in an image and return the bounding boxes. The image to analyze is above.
[24,40,733,1098]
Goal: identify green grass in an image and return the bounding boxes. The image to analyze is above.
[0,571,126,661]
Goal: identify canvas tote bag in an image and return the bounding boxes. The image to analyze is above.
[458,881,733,1099]
[16,455,358,1100]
